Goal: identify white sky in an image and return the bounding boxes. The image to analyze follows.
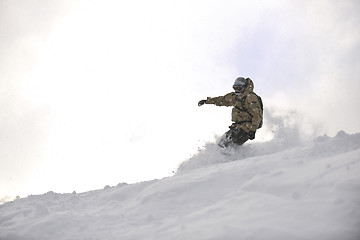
[1,0,360,202]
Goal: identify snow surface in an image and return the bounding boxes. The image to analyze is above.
[1,131,360,240]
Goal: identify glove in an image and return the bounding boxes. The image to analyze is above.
[248,131,255,140]
[198,99,207,106]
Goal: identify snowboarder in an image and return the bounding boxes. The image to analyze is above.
[198,77,263,148]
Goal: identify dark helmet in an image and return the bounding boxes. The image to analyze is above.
[233,77,247,92]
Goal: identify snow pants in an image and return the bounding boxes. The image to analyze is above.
[218,125,249,148]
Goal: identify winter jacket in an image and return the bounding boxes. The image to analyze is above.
[205,78,263,133]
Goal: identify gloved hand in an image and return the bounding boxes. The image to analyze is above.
[248,131,256,140]
[198,99,207,106]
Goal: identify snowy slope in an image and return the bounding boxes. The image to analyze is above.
[1,131,360,240]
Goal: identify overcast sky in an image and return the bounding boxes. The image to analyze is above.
[1,0,359,202]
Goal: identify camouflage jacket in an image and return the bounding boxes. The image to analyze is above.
[206,78,263,133]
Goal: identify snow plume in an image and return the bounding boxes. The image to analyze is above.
[177,104,360,173]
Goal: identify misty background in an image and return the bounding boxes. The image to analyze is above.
[1,0,359,203]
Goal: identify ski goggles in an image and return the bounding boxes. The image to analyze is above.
[233,85,245,91]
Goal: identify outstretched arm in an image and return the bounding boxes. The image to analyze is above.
[198,93,235,107]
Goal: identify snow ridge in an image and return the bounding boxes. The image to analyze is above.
[1,131,360,240]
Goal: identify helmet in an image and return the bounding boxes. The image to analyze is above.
[233,77,247,92]
[233,77,247,86]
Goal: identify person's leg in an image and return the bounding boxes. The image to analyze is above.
[231,128,250,146]
[218,129,233,148]
[218,127,249,148]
